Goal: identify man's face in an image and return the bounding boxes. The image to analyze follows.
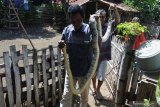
[70,13,83,30]
[100,14,106,25]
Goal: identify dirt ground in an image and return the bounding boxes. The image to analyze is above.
[0,24,114,107]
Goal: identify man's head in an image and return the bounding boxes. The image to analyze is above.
[132,17,140,23]
[68,4,84,30]
[96,9,106,25]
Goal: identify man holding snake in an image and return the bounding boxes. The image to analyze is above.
[58,4,94,107]
[92,5,120,99]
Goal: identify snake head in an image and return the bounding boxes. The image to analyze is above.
[89,15,98,38]
[89,14,97,26]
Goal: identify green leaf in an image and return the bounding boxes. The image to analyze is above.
[122,0,160,23]
[143,99,151,107]
[117,22,147,40]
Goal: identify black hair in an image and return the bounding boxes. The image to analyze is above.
[68,4,84,18]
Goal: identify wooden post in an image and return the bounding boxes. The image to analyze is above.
[125,65,133,94]
[96,2,98,11]
[22,45,32,107]
[49,45,56,106]
[10,45,21,107]
[3,52,14,107]
[129,68,139,101]
[33,49,40,107]
[57,47,62,100]
[115,40,134,107]
[42,49,48,107]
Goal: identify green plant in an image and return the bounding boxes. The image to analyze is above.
[156,79,160,106]
[0,0,2,6]
[56,4,64,11]
[52,3,64,12]
[0,0,8,27]
[116,22,147,40]
[18,4,38,22]
[141,79,160,107]
[143,99,151,107]
[122,0,160,24]
[18,3,54,23]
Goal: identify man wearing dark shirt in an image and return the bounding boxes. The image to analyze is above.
[58,4,93,107]
[92,5,120,99]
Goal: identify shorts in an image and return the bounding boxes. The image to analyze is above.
[96,60,108,81]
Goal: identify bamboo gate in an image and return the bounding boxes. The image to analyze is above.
[0,45,65,107]
[104,35,125,100]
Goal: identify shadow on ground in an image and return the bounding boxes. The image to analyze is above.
[0,23,62,40]
[72,95,114,107]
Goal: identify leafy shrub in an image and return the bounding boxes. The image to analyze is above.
[116,22,147,40]
[123,0,160,24]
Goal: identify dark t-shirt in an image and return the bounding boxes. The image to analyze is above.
[100,20,116,61]
[62,23,93,77]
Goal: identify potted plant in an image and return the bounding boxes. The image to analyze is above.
[116,22,147,54]
[116,22,147,42]
[156,79,160,106]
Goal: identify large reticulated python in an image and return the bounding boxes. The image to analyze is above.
[97,10,113,42]
[61,12,113,95]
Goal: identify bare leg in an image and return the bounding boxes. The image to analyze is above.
[95,80,104,100]
[92,76,97,94]
[97,80,103,93]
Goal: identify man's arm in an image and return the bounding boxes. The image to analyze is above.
[110,4,120,25]
[114,6,120,24]
[58,27,66,49]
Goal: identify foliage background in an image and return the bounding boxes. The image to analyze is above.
[0,0,160,26]
[0,0,55,26]
[122,0,160,24]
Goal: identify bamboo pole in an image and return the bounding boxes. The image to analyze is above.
[8,0,35,49]
[96,2,98,11]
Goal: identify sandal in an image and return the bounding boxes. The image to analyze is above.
[90,91,97,96]
[95,92,104,100]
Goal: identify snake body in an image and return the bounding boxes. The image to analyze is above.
[62,15,100,95]
[98,10,113,43]
[102,18,113,42]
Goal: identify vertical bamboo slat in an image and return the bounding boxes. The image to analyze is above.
[10,45,21,107]
[129,69,139,100]
[22,45,32,107]
[3,52,14,107]
[0,76,5,107]
[49,45,56,106]
[42,49,48,107]
[115,41,133,107]
[33,49,40,107]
